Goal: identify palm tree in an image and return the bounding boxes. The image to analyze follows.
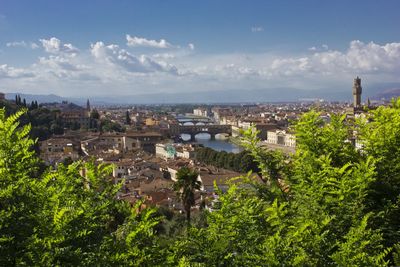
[173,167,201,225]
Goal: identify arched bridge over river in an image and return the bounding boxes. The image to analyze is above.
[169,124,232,141]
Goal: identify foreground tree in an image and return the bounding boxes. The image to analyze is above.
[173,167,201,225]
[0,108,165,266]
[169,110,393,266]
[0,108,40,265]
[2,102,400,265]
[360,98,400,256]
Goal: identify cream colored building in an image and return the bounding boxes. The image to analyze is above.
[156,143,195,160]
[145,117,159,126]
[266,130,296,148]
[156,143,176,159]
[40,138,80,165]
[193,108,208,117]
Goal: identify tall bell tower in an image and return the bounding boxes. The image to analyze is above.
[86,99,91,117]
[352,76,362,108]
[86,99,91,112]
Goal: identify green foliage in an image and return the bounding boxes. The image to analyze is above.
[294,111,359,167]
[359,98,400,253]
[394,243,400,266]
[0,108,165,266]
[170,108,394,266]
[0,100,64,140]
[0,108,40,265]
[241,126,289,200]
[332,215,391,267]
[2,101,400,265]
[90,109,100,120]
[195,147,259,173]
[100,118,126,132]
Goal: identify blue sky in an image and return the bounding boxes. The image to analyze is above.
[0,0,400,99]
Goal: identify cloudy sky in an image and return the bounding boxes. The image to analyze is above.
[0,0,400,100]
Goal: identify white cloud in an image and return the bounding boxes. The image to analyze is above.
[6,41,39,49]
[32,54,100,82]
[345,40,400,72]
[2,38,400,97]
[39,37,79,54]
[0,64,34,78]
[30,42,39,49]
[272,41,400,76]
[6,41,27,47]
[216,63,260,77]
[270,57,311,76]
[251,26,264,32]
[153,53,175,59]
[188,43,195,50]
[183,40,400,91]
[126,34,172,49]
[91,41,178,74]
[308,44,329,52]
[38,56,81,71]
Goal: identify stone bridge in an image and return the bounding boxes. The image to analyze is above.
[169,124,232,141]
[176,115,214,125]
[179,120,213,125]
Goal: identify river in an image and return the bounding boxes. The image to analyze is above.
[180,133,243,153]
[177,118,242,153]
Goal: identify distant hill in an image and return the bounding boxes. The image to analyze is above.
[1,89,357,105]
[77,87,352,105]
[41,102,86,111]
[5,93,66,104]
[373,88,400,100]
[4,81,400,105]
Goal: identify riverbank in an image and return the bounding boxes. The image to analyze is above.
[228,136,243,147]
[181,133,243,153]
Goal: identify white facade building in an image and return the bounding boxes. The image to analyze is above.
[156,143,176,159]
[266,130,296,148]
[156,143,195,160]
[193,108,208,117]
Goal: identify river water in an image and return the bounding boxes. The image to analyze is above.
[177,119,242,153]
[180,133,242,153]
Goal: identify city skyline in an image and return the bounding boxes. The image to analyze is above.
[1,0,400,101]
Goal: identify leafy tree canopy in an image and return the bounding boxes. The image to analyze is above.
[2,100,400,266]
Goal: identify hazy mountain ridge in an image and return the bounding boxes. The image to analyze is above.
[5,93,67,104]
[373,88,400,100]
[5,83,400,105]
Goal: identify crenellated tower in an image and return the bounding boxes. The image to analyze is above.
[352,76,362,108]
[86,99,91,111]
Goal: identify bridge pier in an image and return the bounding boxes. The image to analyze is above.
[177,124,233,142]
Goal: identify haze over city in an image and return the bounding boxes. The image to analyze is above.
[1,0,400,103]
